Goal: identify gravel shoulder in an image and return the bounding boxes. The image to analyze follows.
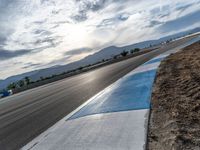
[147,41,200,150]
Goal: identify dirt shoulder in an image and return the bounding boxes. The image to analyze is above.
[147,41,200,150]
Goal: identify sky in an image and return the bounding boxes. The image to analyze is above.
[0,0,200,79]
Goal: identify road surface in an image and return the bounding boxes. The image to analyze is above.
[0,37,196,150]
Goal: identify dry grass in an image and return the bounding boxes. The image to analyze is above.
[147,41,200,150]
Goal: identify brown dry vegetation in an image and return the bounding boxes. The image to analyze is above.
[147,41,200,150]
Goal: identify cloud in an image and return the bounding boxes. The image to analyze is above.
[0,35,7,47]
[33,36,62,47]
[0,45,56,61]
[71,11,88,22]
[52,21,70,25]
[175,3,193,12]
[118,13,130,21]
[97,12,130,28]
[33,29,52,36]
[158,10,200,33]
[71,0,107,22]
[22,62,41,69]
[0,49,32,60]
[0,0,16,14]
[33,19,47,25]
[146,20,163,28]
[40,0,56,5]
[0,24,15,48]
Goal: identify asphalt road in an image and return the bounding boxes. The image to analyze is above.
[0,37,196,150]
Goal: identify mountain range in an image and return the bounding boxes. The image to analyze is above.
[0,27,200,90]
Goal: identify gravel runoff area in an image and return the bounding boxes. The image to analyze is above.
[147,41,200,150]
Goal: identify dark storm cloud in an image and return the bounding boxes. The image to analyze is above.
[65,47,92,55]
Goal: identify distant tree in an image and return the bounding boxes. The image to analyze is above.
[30,81,34,84]
[17,80,25,87]
[120,50,129,57]
[113,55,118,59]
[40,76,44,80]
[45,77,50,80]
[61,72,66,75]
[78,66,83,70]
[130,48,140,53]
[71,69,76,72]
[24,76,30,85]
[51,74,56,78]
[7,82,16,90]
[130,50,134,54]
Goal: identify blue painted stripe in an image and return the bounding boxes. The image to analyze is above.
[69,69,157,120]
[144,57,164,65]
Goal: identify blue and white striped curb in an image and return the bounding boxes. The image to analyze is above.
[69,70,156,119]
[22,35,200,150]
[68,53,169,120]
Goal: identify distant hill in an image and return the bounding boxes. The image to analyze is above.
[0,27,200,90]
[28,39,165,81]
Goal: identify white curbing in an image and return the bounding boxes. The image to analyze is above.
[24,109,150,150]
